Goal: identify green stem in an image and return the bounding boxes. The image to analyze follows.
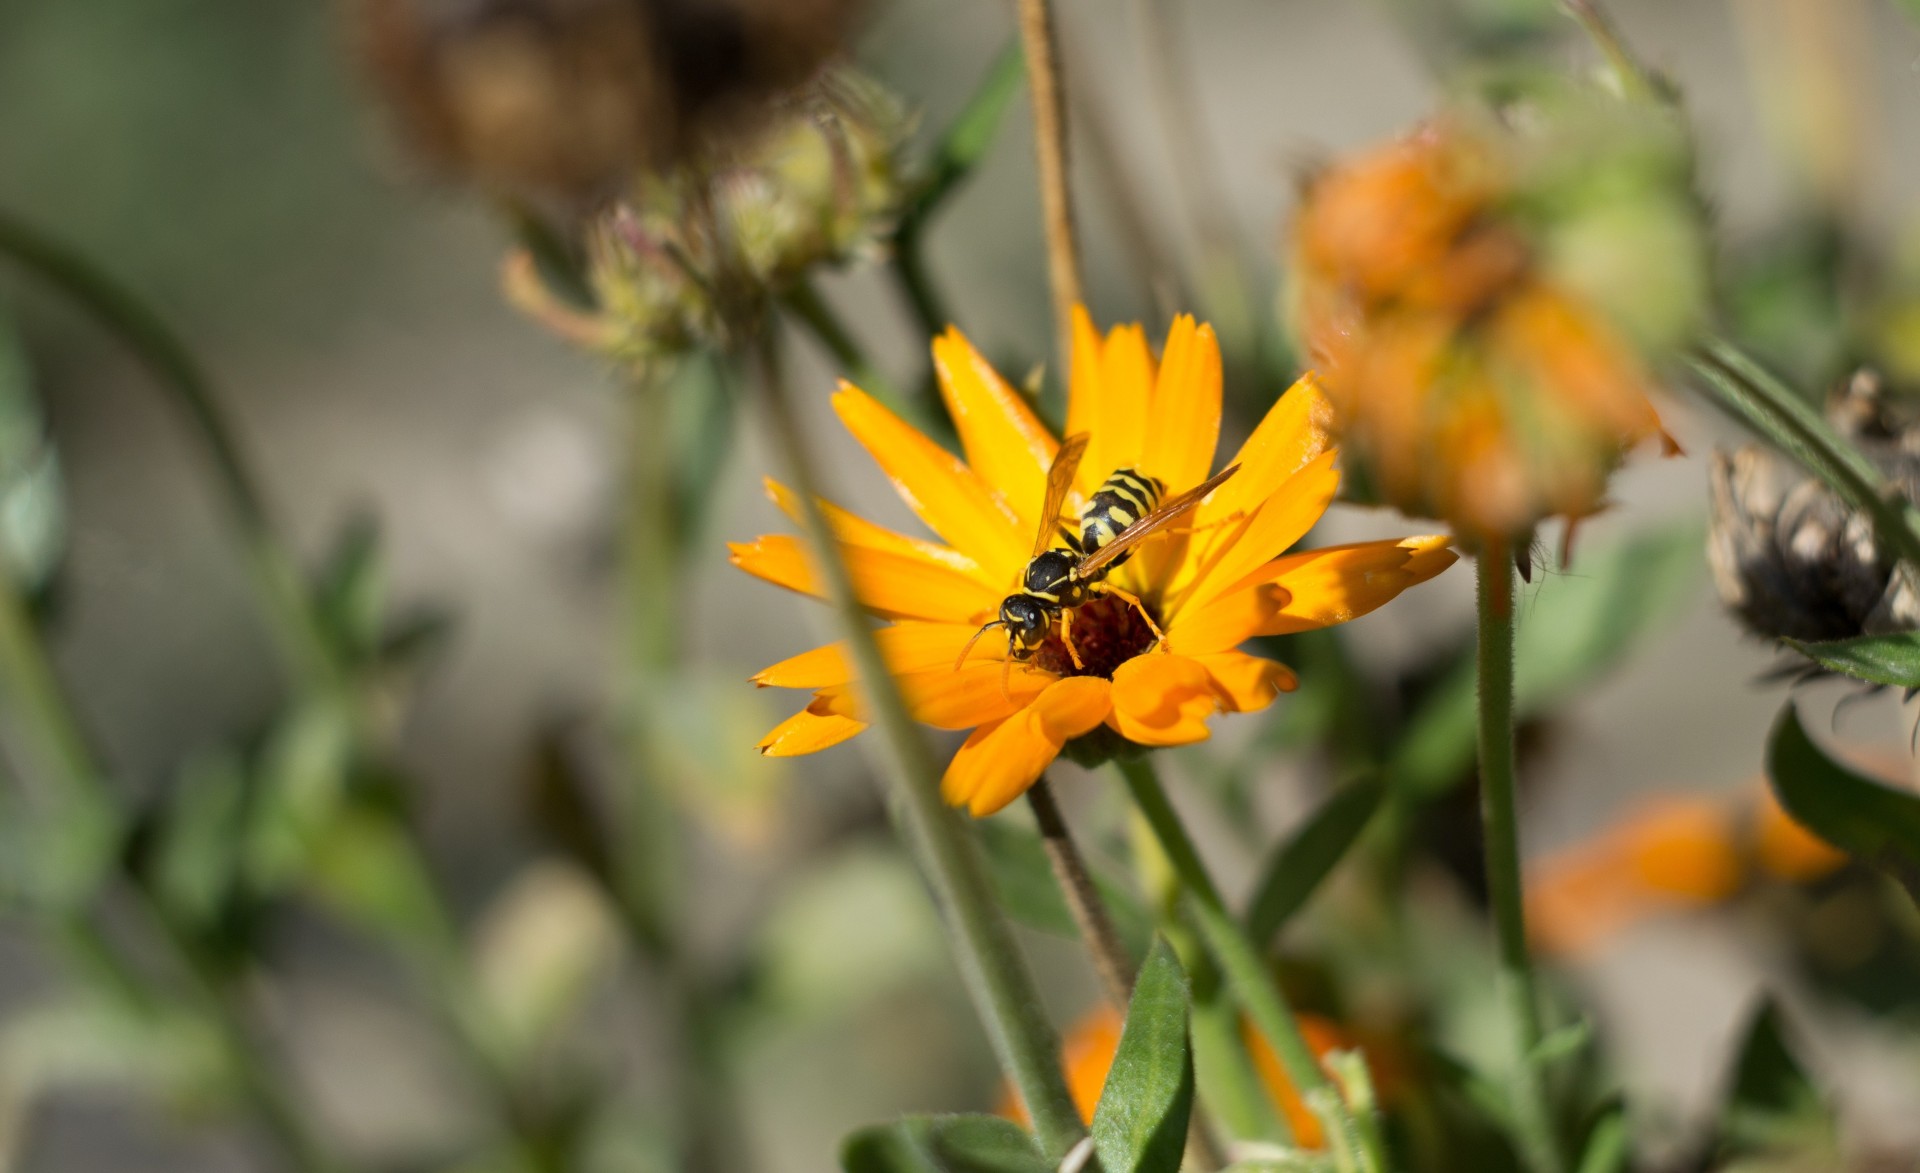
[0,565,100,809]
[779,278,916,419]
[1688,339,1920,587]
[0,210,335,691]
[752,327,1085,1163]
[1115,755,1382,1169]
[1026,777,1134,1009]
[1474,550,1565,1173]
[891,233,953,344]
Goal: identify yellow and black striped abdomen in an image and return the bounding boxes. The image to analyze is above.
[1077,468,1164,569]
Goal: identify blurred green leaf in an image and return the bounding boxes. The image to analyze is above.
[1574,1105,1628,1173]
[313,512,383,663]
[1782,631,1920,688]
[151,749,248,930]
[1244,777,1384,947]
[303,803,447,947]
[1765,702,1920,905]
[242,700,355,893]
[0,789,119,916]
[1714,1000,1836,1162]
[471,860,621,1064]
[1393,522,1703,794]
[0,312,66,591]
[0,993,231,1113]
[974,820,1153,960]
[841,1114,1051,1173]
[1092,938,1193,1173]
[906,40,1025,224]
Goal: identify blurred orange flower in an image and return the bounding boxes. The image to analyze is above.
[734,310,1456,815]
[1000,1005,1389,1150]
[1528,786,1849,959]
[1288,119,1682,545]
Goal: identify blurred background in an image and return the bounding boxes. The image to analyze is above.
[5,0,1920,1169]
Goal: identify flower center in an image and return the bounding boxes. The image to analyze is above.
[1032,594,1161,680]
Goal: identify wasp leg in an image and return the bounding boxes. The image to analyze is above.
[1058,606,1087,670]
[1093,582,1170,652]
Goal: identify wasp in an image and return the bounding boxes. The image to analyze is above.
[957,432,1239,686]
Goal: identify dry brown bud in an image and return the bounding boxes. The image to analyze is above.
[1708,370,1920,642]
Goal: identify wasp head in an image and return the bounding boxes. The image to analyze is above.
[998,594,1052,660]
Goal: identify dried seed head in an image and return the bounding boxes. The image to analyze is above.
[1708,370,1920,642]
[354,0,865,209]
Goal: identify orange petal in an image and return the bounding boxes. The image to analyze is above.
[728,535,997,624]
[832,383,1029,577]
[764,479,989,583]
[1065,304,1102,443]
[1198,372,1335,529]
[1141,316,1223,492]
[757,708,867,756]
[1081,323,1155,497]
[933,329,1060,537]
[750,622,989,689]
[941,676,1114,816]
[1253,536,1457,635]
[1193,652,1298,713]
[1166,584,1290,657]
[1107,654,1217,747]
[813,662,1052,730]
[1170,451,1341,614]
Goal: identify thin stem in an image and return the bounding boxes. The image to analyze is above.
[1559,0,1660,101]
[780,279,913,417]
[890,233,953,345]
[1115,756,1383,1170]
[0,568,100,809]
[1015,0,1084,365]
[752,327,1086,1162]
[1026,777,1134,1009]
[1474,549,1565,1173]
[0,210,335,691]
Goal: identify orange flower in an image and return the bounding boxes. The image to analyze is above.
[1528,787,1848,959]
[1289,121,1675,544]
[1001,1005,1386,1150]
[733,309,1457,815]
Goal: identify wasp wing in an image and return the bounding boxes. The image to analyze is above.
[1072,463,1241,578]
[1031,433,1091,558]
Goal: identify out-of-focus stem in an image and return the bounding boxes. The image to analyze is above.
[1475,548,1565,1173]
[753,327,1085,1162]
[1116,756,1382,1170]
[0,569,100,810]
[780,278,914,420]
[1016,0,1084,366]
[0,210,335,693]
[1026,777,1134,1009]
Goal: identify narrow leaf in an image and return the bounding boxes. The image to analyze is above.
[1244,777,1384,946]
[1091,938,1194,1173]
[1783,631,1920,687]
[841,1114,1051,1173]
[1765,702,1920,905]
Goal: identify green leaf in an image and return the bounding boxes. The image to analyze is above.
[906,40,1025,224]
[0,312,66,590]
[151,749,248,929]
[1092,938,1193,1173]
[1574,1105,1628,1173]
[241,700,355,892]
[974,820,1153,959]
[1244,777,1384,946]
[841,1114,1051,1173]
[1393,521,1703,794]
[313,512,384,663]
[1715,1000,1836,1160]
[1765,702,1920,905]
[1783,630,1920,687]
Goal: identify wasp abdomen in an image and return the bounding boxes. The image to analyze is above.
[1079,469,1164,568]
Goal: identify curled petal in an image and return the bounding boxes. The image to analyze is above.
[942,677,1114,816]
[1107,654,1217,747]
[1255,535,1458,635]
[1193,652,1298,713]
[757,708,867,757]
[751,622,991,690]
[813,663,1051,730]
[1165,584,1290,657]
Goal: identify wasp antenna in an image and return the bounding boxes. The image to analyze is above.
[954,620,1002,673]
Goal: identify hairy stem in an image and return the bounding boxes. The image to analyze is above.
[1475,548,1565,1173]
[1116,756,1383,1170]
[753,327,1085,1161]
[1027,777,1135,1008]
